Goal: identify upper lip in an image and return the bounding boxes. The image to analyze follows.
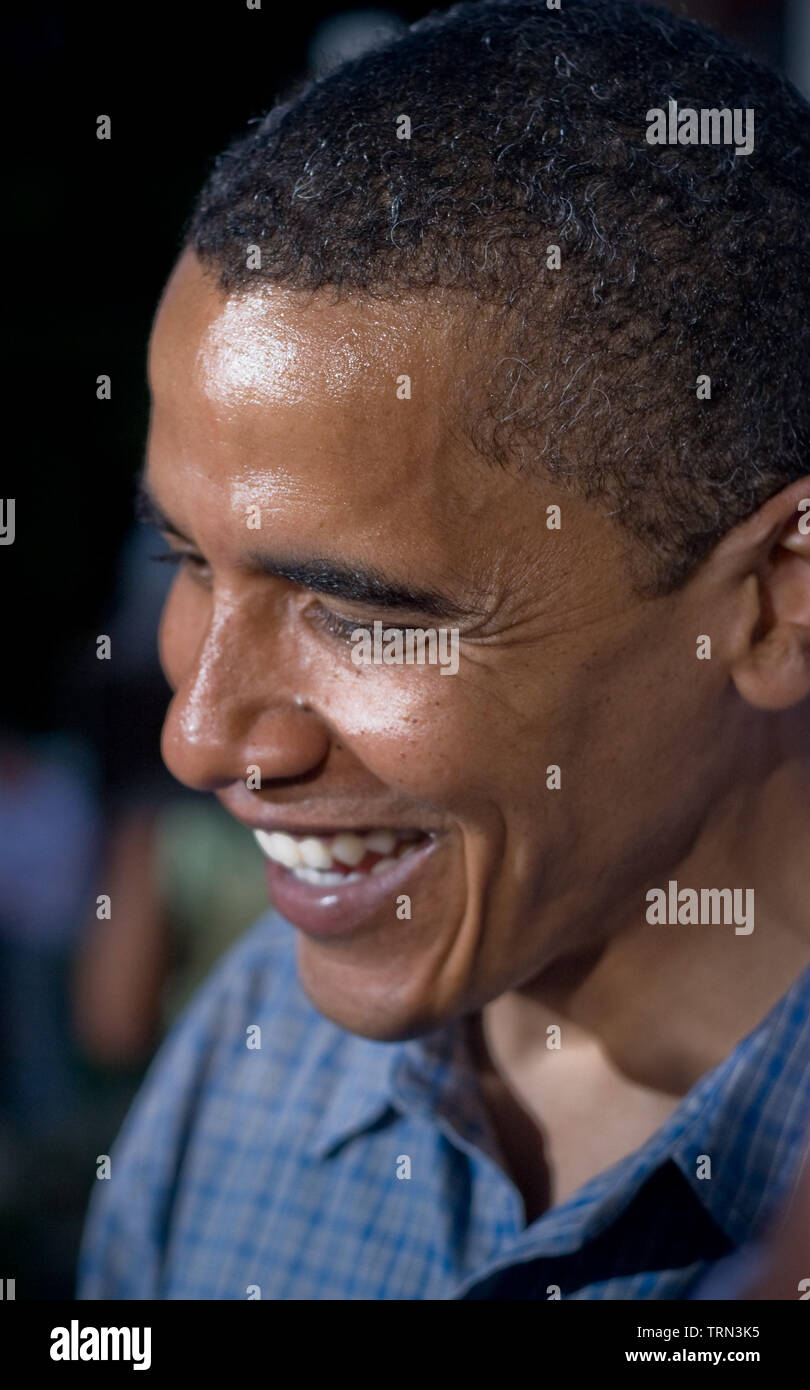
[217,792,439,840]
[232,815,435,840]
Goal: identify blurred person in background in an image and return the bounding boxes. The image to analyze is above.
[73,523,267,1068]
[0,729,101,1296]
[0,730,98,1132]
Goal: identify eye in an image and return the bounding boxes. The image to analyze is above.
[150,545,211,583]
[306,601,410,645]
[307,602,369,644]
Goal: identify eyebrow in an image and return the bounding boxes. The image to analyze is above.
[135,481,478,620]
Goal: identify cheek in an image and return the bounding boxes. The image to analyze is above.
[307,665,498,806]
[157,576,209,689]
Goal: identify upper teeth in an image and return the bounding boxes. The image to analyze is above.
[254,827,419,872]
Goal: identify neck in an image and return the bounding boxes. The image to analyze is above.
[484,746,810,1098]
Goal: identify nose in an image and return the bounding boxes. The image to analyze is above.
[160,596,331,793]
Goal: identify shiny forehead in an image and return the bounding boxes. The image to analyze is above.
[148,248,470,412]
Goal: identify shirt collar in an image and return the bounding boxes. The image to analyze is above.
[669,961,810,1243]
[306,961,810,1248]
[502,960,810,1261]
[305,1029,401,1159]
[305,1010,502,1164]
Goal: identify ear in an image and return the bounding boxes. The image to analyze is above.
[728,480,810,711]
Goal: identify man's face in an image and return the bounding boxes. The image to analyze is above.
[147,249,733,1039]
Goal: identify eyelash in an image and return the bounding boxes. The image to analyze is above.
[150,554,410,645]
[307,602,412,644]
[151,548,207,572]
[306,604,360,642]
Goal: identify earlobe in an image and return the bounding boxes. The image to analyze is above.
[730,491,810,711]
[732,623,810,710]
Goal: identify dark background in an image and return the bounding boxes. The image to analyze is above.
[3,0,807,1298]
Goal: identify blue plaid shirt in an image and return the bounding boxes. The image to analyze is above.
[76,911,810,1299]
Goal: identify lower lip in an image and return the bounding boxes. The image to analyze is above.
[262,837,438,939]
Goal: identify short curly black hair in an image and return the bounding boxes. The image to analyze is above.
[186,0,810,592]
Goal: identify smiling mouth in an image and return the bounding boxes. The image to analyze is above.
[253,827,430,886]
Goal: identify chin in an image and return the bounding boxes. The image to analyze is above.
[295,937,457,1043]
